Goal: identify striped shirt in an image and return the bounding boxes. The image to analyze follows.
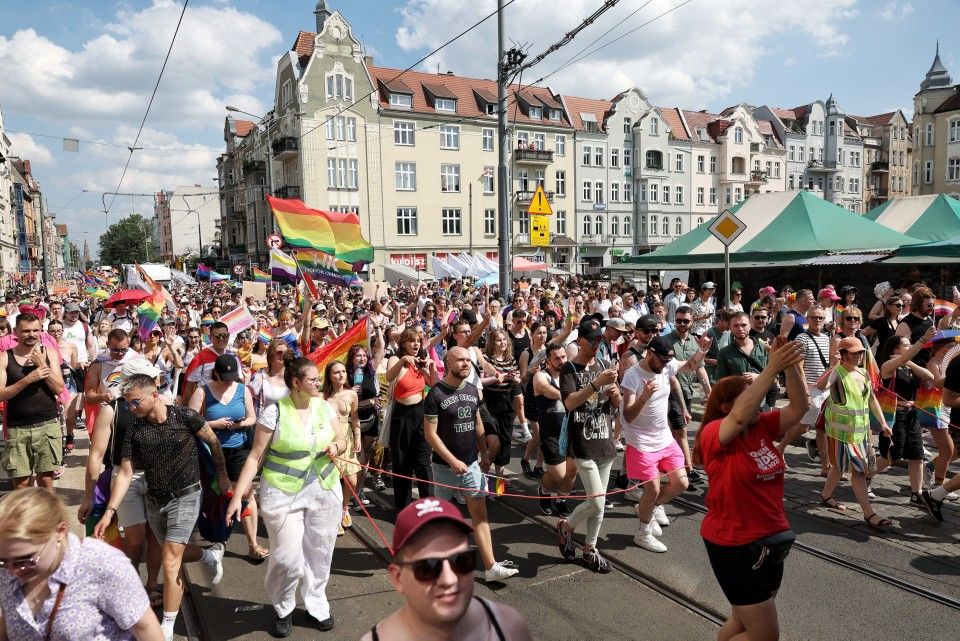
[796,331,831,384]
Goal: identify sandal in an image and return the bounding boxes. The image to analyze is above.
[248,545,270,561]
[864,513,893,530]
[52,467,64,480]
[147,586,164,608]
[819,494,847,511]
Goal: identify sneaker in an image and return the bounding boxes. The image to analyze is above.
[687,469,703,486]
[652,505,670,527]
[338,521,345,536]
[512,428,526,441]
[271,614,293,638]
[943,487,959,501]
[919,489,944,523]
[519,425,532,443]
[604,499,615,510]
[806,438,820,462]
[553,498,570,518]
[538,485,554,516]
[650,519,663,537]
[583,548,612,574]
[484,560,519,582]
[358,489,371,506]
[520,459,533,477]
[866,481,876,500]
[342,508,353,529]
[634,529,668,553]
[557,520,577,560]
[372,477,386,491]
[206,543,224,585]
[305,612,335,632]
[623,487,643,502]
[910,493,923,507]
[615,440,625,452]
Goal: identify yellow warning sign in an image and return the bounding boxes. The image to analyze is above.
[708,209,746,246]
[531,214,550,247]
[527,185,554,216]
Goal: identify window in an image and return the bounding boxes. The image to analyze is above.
[851,152,860,167]
[397,207,417,235]
[623,148,631,168]
[347,159,358,188]
[534,170,545,188]
[442,208,461,235]
[697,155,705,172]
[327,158,356,189]
[839,149,845,166]
[611,216,619,236]
[675,154,683,172]
[951,120,960,143]
[611,148,620,167]
[774,162,781,178]
[534,133,546,151]
[675,185,684,204]
[789,145,795,161]
[725,187,732,205]
[662,185,670,204]
[482,128,495,151]
[925,160,933,184]
[817,147,822,161]
[529,106,542,119]
[640,182,647,202]
[484,209,496,235]
[835,176,843,192]
[624,118,632,134]
[641,215,647,235]
[650,215,658,234]
[788,174,795,189]
[327,158,336,186]
[595,215,603,236]
[582,145,592,166]
[645,150,663,169]
[697,187,705,205]
[325,119,335,140]
[548,109,562,121]
[440,164,460,192]
[949,158,960,182]
[326,72,353,101]
[556,134,566,156]
[389,92,411,108]
[555,170,566,196]
[851,177,860,192]
[650,118,659,135]
[611,182,619,202]
[435,98,457,113]
[281,80,292,106]
[517,131,529,148]
[582,181,591,201]
[914,161,920,185]
[734,187,742,202]
[394,121,415,146]
[440,125,460,150]
[482,167,494,194]
[710,156,717,173]
[347,117,357,141]
[583,215,592,236]
[829,121,835,136]
[595,181,604,204]
[925,123,934,146]
[709,187,717,205]
[395,162,416,191]
[624,214,632,237]
[697,217,704,226]
[798,146,805,162]
[556,209,566,235]
[595,147,604,167]
[335,116,346,141]
[675,217,682,235]
[649,184,659,203]
[734,127,743,143]
[624,182,632,202]
[517,169,529,191]
[662,217,669,235]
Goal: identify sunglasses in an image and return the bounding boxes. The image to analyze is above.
[753,316,768,320]
[674,319,691,325]
[109,347,128,356]
[844,316,861,322]
[888,302,904,308]
[128,394,152,409]
[809,316,826,321]
[395,550,478,582]
[212,333,229,339]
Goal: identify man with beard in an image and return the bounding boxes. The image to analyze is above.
[717,312,778,409]
[0,313,66,488]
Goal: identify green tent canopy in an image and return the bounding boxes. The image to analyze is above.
[618,190,923,269]
[865,194,960,242]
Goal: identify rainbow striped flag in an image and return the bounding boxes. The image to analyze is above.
[267,196,374,268]
[217,305,255,335]
[935,299,957,317]
[252,267,271,283]
[306,316,369,379]
[257,328,273,346]
[270,248,298,285]
[487,475,507,496]
[293,248,360,286]
[134,264,167,341]
[916,382,943,428]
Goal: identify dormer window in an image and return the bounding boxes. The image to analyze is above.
[529,106,542,119]
[390,93,412,108]
[486,103,497,116]
[436,98,457,112]
[549,109,562,121]
[650,118,659,135]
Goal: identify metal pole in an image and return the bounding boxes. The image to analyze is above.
[197,209,202,261]
[724,245,730,310]
[262,119,273,266]
[496,0,510,297]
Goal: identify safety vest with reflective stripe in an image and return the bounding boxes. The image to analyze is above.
[262,396,340,493]
[824,366,870,444]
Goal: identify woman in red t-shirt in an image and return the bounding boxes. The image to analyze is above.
[691,338,808,641]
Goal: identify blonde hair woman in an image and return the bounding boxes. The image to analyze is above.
[0,487,163,641]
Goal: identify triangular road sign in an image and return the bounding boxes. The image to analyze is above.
[527,185,553,216]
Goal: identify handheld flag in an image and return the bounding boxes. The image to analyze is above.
[267,196,374,268]
[305,316,369,378]
[269,248,298,285]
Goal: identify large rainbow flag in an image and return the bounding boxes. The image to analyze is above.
[306,316,369,379]
[266,196,374,268]
[135,264,169,341]
[293,248,360,286]
[252,267,271,283]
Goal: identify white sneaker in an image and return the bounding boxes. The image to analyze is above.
[484,560,519,582]
[650,519,663,537]
[942,487,959,501]
[653,505,670,527]
[634,530,667,553]
[205,543,224,585]
[516,425,532,443]
[623,487,643,502]
[615,440,626,452]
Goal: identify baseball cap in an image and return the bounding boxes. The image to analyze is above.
[818,287,841,301]
[64,303,81,313]
[312,318,330,330]
[577,318,603,341]
[701,281,716,290]
[392,497,474,552]
[759,286,777,296]
[838,336,866,353]
[213,354,243,381]
[636,314,660,332]
[119,358,163,380]
[605,318,630,333]
[647,336,675,361]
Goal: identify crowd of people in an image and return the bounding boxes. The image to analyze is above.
[0,273,958,641]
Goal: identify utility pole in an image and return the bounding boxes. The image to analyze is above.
[497,0,525,297]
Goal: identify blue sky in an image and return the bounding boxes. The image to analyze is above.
[0,0,954,258]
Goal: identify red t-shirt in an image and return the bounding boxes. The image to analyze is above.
[699,410,790,546]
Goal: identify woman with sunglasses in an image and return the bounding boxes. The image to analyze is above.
[226,357,346,637]
[0,487,163,640]
[863,296,903,349]
[142,326,183,401]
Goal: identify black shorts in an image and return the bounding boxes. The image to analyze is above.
[539,436,566,466]
[879,407,924,461]
[223,444,252,482]
[703,539,784,606]
[667,393,692,431]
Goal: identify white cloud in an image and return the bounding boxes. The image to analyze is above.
[7,132,54,165]
[880,2,914,20]
[395,0,859,108]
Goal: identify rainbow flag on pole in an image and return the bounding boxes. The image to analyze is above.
[134,264,170,341]
[270,248,298,285]
[252,267,271,283]
[293,248,360,286]
[306,316,369,379]
[267,196,374,268]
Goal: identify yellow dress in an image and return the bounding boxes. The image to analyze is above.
[330,394,361,476]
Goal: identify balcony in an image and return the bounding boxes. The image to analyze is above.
[515,189,555,203]
[747,170,768,185]
[26,233,40,246]
[807,160,840,172]
[274,185,301,200]
[871,188,889,198]
[514,147,554,164]
[271,136,299,158]
[242,159,265,174]
[870,161,889,173]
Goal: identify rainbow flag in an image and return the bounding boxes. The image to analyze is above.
[306,316,369,379]
[916,381,943,429]
[935,299,956,316]
[293,248,360,286]
[487,475,507,496]
[135,265,167,342]
[257,328,273,346]
[252,267,271,283]
[218,305,255,335]
[267,196,374,268]
[270,248,298,285]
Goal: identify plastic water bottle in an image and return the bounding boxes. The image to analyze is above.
[353,369,364,387]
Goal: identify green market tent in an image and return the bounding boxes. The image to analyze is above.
[615,190,923,270]
[864,194,960,242]
[883,235,960,263]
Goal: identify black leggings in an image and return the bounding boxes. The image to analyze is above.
[389,401,433,518]
[484,389,516,467]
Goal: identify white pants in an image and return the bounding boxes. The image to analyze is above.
[259,480,343,619]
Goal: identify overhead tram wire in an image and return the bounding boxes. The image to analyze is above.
[6,129,217,154]
[104,0,190,216]
[516,0,626,73]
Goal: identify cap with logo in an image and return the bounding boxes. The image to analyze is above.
[213,354,243,382]
[646,336,675,360]
[392,498,474,551]
[577,318,604,342]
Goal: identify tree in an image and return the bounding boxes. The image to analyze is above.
[98,214,155,268]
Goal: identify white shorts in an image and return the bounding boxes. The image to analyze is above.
[112,468,149,527]
[801,385,829,426]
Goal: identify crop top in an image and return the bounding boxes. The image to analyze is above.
[393,364,426,400]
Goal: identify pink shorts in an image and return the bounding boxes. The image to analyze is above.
[625,442,686,482]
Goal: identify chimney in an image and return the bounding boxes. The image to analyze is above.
[363,55,374,66]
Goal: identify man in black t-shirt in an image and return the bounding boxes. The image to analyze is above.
[921,355,960,522]
[749,307,776,345]
[424,346,518,583]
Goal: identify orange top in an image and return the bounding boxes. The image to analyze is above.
[393,364,426,400]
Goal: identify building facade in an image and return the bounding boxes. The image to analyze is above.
[0,110,17,289]
[849,111,912,209]
[11,159,43,281]
[155,186,220,263]
[912,45,960,199]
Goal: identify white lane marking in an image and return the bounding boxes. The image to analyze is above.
[530,568,586,586]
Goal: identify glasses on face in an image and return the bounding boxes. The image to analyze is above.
[302,376,321,386]
[753,316,768,321]
[395,550,478,582]
[212,333,229,340]
[109,347,128,356]
[188,335,200,340]
[0,537,52,571]
[128,395,151,409]
[844,316,861,323]
[809,316,826,321]
[336,319,347,324]
[888,302,904,308]
[675,319,691,325]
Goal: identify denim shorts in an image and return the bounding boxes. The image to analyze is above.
[112,468,149,527]
[145,487,202,545]
[431,460,486,501]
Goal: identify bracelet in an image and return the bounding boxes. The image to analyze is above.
[104,506,117,514]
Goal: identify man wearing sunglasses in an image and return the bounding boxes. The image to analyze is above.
[181,321,239,404]
[84,329,138,425]
[364,498,532,641]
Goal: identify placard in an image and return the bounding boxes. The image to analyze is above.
[241,281,268,300]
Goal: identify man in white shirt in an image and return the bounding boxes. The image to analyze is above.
[662,279,685,323]
[108,301,135,333]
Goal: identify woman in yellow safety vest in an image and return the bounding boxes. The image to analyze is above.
[227,357,347,639]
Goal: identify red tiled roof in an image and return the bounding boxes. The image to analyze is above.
[293,30,315,63]
[707,120,732,140]
[422,82,458,100]
[771,108,795,120]
[681,109,722,142]
[659,107,689,140]
[563,95,612,131]
[234,120,254,137]
[933,87,960,114]
[851,111,896,126]
[842,121,860,138]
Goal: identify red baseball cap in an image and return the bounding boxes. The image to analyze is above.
[392,498,474,552]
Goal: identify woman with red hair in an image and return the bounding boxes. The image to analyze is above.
[692,338,809,641]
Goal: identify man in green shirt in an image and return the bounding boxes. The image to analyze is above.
[716,312,778,409]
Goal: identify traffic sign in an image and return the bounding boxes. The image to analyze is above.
[708,209,746,246]
[266,234,283,250]
[531,214,550,247]
[527,185,553,216]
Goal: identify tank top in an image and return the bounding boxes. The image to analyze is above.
[370,597,505,641]
[900,313,933,367]
[352,369,379,421]
[205,383,248,448]
[786,309,808,341]
[103,399,136,467]
[4,348,59,426]
[534,373,565,438]
[509,328,531,358]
